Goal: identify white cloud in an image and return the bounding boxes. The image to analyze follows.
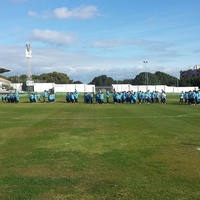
[54,5,98,19]
[92,39,159,49]
[92,39,126,48]
[0,44,184,82]
[29,29,77,46]
[28,11,38,17]
[28,5,98,20]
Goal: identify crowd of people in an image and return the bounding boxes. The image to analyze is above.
[83,89,167,104]
[29,90,55,103]
[112,90,166,104]
[1,88,200,105]
[66,89,79,103]
[1,90,19,103]
[179,89,200,105]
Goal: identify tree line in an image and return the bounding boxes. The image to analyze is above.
[1,71,200,87]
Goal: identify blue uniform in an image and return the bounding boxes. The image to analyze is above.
[106,91,110,103]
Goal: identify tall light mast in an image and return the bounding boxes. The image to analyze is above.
[26,42,34,91]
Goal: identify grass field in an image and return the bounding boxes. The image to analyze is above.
[0,94,200,200]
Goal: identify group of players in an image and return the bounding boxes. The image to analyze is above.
[179,89,200,105]
[66,89,79,103]
[1,90,19,103]
[1,88,200,105]
[83,89,167,104]
[112,90,167,104]
[29,90,55,103]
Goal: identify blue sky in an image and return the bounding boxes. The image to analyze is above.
[0,0,200,83]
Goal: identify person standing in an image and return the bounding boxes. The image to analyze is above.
[179,91,184,104]
[43,90,48,102]
[106,90,110,103]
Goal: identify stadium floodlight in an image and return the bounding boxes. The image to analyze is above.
[143,61,148,90]
[25,42,34,89]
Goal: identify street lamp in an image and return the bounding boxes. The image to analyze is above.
[143,61,148,90]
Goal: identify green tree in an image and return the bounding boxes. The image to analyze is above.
[89,75,114,86]
[39,72,73,84]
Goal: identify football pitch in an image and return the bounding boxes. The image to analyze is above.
[0,94,200,200]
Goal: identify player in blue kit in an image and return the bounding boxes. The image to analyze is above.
[106,90,110,103]
[179,91,184,104]
[74,89,79,102]
[43,90,48,102]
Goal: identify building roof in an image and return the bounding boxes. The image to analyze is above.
[0,77,11,85]
[0,67,11,74]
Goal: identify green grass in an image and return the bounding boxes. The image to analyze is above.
[0,95,200,200]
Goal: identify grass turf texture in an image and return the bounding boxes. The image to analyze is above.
[0,95,200,200]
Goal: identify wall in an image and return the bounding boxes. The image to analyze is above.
[28,83,95,93]
[10,82,198,93]
[112,84,199,93]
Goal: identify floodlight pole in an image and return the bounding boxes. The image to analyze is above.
[26,42,34,91]
[143,61,148,90]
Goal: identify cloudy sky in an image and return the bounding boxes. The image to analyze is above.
[0,0,200,83]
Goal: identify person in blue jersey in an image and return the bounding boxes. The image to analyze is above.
[70,92,75,103]
[119,92,123,103]
[184,91,189,104]
[83,93,92,103]
[130,91,137,104]
[141,91,145,104]
[196,90,200,104]
[125,91,130,103]
[66,92,70,103]
[161,91,166,103]
[188,90,193,104]
[1,94,6,102]
[33,93,37,102]
[113,91,117,104]
[121,91,126,103]
[7,92,11,102]
[48,93,55,102]
[151,91,156,103]
[96,92,101,104]
[137,91,142,104]
[192,90,197,105]
[13,89,19,103]
[146,90,151,104]
[89,93,93,103]
[100,92,104,104]
[74,89,79,103]
[106,90,110,103]
[84,93,88,103]
[179,91,184,104]
[155,91,159,103]
[29,93,34,103]
[43,90,48,102]
[10,92,14,103]
[144,92,148,103]
[116,92,121,104]
[35,92,41,102]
